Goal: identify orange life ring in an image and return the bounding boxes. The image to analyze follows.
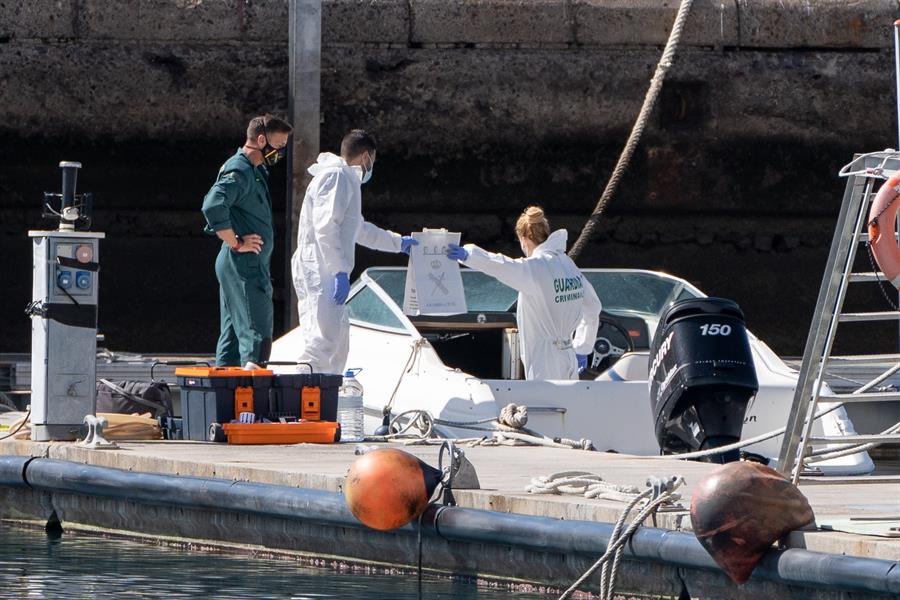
[867,174,900,288]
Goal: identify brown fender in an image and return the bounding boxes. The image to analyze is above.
[344,448,442,531]
[690,461,815,584]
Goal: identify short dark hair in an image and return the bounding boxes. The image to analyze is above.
[340,129,377,160]
[247,114,292,140]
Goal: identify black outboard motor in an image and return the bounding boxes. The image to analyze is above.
[649,298,758,463]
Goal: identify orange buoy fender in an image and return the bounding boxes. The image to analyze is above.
[690,462,815,584]
[344,448,442,531]
[868,174,900,288]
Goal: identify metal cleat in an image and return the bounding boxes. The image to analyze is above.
[437,440,481,506]
[79,414,118,449]
[645,474,685,508]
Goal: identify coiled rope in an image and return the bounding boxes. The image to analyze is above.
[569,0,695,260]
[499,403,528,429]
[525,471,642,503]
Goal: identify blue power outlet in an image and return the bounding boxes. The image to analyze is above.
[57,270,73,289]
[75,272,91,290]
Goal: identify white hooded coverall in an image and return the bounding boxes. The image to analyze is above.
[291,153,402,374]
[460,229,602,380]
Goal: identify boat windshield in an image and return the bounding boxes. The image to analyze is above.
[364,268,698,317]
[583,271,698,316]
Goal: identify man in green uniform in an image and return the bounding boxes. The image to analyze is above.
[201,114,292,367]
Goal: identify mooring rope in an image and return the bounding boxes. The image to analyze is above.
[639,400,847,461]
[381,338,426,419]
[556,475,685,600]
[525,471,642,503]
[569,0,695,260]
[364,404,594,450]
[806,418,900,462]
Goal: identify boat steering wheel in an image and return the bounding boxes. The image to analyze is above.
[581,316,635,379]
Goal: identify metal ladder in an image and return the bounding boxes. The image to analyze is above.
[778,151,900,484]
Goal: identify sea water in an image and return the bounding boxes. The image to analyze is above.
[0,523,557,599]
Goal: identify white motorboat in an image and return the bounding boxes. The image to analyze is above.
[271,267,873,475]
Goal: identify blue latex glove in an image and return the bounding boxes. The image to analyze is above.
[446,243,469,262]
[400,236,418,255]
[577,354,589,373]
[333,272,350,305]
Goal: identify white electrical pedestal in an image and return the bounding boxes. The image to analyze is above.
[26,162,104,441]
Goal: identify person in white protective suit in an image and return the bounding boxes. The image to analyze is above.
[446,206,601,380]
[291,129,417,374]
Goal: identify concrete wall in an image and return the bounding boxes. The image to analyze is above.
[2,1,900,355]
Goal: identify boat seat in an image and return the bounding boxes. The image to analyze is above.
[595,351,649,382]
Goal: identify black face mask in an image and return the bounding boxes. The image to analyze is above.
[260,141,285,167]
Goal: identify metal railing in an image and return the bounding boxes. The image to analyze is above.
[778,151,900,484]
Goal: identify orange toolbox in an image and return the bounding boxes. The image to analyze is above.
[221,421,341,445]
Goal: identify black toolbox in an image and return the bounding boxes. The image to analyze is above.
[175,367,273,441]
[270,372,342,422]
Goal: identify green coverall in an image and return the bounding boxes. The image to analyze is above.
[201,149,274,367]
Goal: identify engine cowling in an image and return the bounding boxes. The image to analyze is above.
[649,297,758,462]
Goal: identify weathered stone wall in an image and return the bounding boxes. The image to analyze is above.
[2,0,900,355]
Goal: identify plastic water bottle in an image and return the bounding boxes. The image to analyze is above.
[338,369,365,442]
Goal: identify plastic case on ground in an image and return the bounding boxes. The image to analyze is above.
[175,367,273,441]
[222,421,340,444]
[270,373,342,422]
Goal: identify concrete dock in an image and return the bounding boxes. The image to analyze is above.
[0,437,897,599]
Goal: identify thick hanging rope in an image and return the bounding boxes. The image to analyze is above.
[569,0,695,261]
[558,476,685,600]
